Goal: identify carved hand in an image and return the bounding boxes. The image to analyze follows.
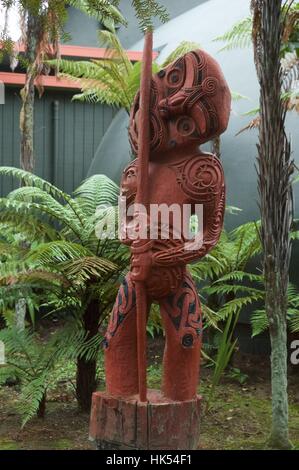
[130,240,153,282]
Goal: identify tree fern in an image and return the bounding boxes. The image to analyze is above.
[0,168,130,412]
[0,322,95,426]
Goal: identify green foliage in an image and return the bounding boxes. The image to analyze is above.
[0,326,65,426]
[226,367,248,385]
[68,0,126,31]
[214,17,253,51]
[147,303,163,338]
[69,0,168,33]
[207,311,238,405]
[215,4,298,57]
[131,0,169,32]
[189,221,262,390]
[0,318,105,426]
[0,167,130,420]
[251,283,299,336]
[214,3,299,124]
[190,218,299,394]
[190,221,262,285]
[230,91,250,102]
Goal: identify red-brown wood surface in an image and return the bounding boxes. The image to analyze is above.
[135,31,153,403]
[96,47,231,450]
[90,390,202,450]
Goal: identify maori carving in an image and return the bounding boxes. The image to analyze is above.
[169,154,224,202]
[104,49,231,402]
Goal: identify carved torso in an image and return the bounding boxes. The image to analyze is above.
[120,150,225,299]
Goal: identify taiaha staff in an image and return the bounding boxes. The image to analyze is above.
[135,30,153,403]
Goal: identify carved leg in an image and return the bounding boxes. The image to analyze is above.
[104,274,139,397]
[159,272,202,401]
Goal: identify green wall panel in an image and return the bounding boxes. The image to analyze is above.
[0,87,117,197]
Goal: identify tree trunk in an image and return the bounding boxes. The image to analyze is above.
[76,298,102,412]
[267,276,289,448]
[253,1,293,449]
[17,13,39,324]
[20,12,38,173]
[15,298,26,331]
[37,392,46,418]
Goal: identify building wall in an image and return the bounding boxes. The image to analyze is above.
[64,6,102,47]
[0,87,117,196]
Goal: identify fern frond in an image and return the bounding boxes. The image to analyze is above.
[61,256,118,282]
[25,241,93,266]
[251,309,269,337]
[231,91,250,101]
[217,295,262,321]
[214,17,253,51]
[73,174,119,215]
[131,0,169,32]
[204,283,264,298]
[68,0,126,27]
[0,199,83,241]
[18,374,48,427]
[47,58,101,78]
[0,167,72,205]
[289,311,299,332]
[201,304,222,331]
[0,167,85,226]
[213,270,263,284]
[99,30,133,74]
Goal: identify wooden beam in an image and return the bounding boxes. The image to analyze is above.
[0,71,81,90]
[0,42,159,90]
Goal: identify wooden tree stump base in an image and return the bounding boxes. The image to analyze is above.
[89,389,202,450]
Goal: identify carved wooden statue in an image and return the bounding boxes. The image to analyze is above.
[90,38,231,450]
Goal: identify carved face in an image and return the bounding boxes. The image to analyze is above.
[129,49,231,158]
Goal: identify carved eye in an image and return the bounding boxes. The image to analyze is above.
[127,169,135,178]
[170,72,179,83]
[167,68,183,87]
[176,117,196,136]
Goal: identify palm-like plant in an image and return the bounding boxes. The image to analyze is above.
[0,166,130,411]
[47,31,200,112]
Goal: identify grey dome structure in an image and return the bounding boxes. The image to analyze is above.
[87,0,298,225]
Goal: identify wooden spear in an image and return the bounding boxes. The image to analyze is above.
[135,30,153,403]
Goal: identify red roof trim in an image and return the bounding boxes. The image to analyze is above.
[0,42,158,90]
[7,42,158,61]
[0,72,81,90]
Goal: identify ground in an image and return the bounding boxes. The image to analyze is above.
[0,337,298,450]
